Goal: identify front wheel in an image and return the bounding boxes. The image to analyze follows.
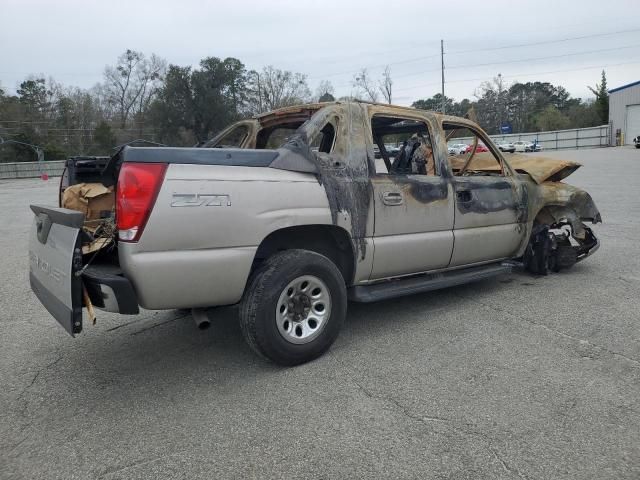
[239,249,347,366]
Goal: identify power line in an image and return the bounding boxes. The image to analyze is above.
[393,60,640,94]
[332,43,640,90]
[447,27,640,55]
[446,43,640,71]
[307,27,640,82]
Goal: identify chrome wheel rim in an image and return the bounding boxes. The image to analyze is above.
[276,275,331,344]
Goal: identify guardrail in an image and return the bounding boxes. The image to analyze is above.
[0,160,65,179]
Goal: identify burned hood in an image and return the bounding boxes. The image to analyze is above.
[450,152,581,184]
[505,154,581,184]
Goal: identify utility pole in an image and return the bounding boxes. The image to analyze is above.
[440,39,445,114]
[254,71,263,113]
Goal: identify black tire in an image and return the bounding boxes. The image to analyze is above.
[239,249,347,366]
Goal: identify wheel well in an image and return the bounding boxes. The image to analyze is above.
[533,206,557,226]
[252,225,355,285]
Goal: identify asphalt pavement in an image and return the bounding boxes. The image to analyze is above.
[1,147,639,479]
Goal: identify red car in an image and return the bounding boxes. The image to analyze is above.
[464,143,489,153]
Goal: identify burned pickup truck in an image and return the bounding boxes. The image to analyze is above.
[29,102,601,365]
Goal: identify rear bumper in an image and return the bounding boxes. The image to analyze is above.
[82,265,139,314]
[118,244,257,309]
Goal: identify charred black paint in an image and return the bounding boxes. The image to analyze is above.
[387,175,448,204]
[281,131,372,261]
[454,178,522,215]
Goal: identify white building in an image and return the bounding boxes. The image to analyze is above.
[609,80,640,145]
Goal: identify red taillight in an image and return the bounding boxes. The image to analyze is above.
[116,162,167,242]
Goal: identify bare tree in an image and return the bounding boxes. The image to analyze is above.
[132,54,167,133]
[104,50,142,128]
[474,74,510,133]
[352,68,379,102]
[315,80,335,102]
[379,66,392,104]
[103,50,166,128]
[250,66,312,113]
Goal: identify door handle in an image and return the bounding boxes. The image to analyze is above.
[456,190,473,203]
[382,191,403,206]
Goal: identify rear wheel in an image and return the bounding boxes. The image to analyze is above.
[239,249,347,366]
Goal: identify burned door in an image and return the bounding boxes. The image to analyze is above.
[443,122,527,266]
[368,112,455,279]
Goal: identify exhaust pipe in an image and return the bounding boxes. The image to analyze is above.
[191,308,211,330]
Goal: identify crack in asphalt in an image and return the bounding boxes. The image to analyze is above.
[489,446,529,480]
[97,450,188,478]
[8,353,66,452]
[4,435,28,458]
[129,313,190,336]
[456,293,640,368]
[336,360,529,479]
[105,316,149,332]
[17,353,64,411]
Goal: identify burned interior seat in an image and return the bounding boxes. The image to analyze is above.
[390,142,410,174]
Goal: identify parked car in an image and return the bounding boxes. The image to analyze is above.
[29,102,601,366]
[448,143,468,155]
[464,143,489,153]
[513,141,528,152]
[526,142,543,152]
[497,141,515,153]
[385,143,400,157]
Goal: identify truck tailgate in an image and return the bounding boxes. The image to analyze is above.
[28,205,84,336]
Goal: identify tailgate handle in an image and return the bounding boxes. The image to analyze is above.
[36,213,53,244]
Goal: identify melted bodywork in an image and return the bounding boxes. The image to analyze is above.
[205,101,601,279]
[98,101,602,311]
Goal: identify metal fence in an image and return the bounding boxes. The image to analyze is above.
[454,124,611,151]
[0,124,615,180]
[0,160,65,179]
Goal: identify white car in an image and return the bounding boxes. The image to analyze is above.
[513,141,528,152]
[496,141,515,153]
[513,141,543,153]
[526,142,543,152]
[448,143,468,155]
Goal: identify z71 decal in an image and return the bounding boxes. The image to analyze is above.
[171,193,231,207]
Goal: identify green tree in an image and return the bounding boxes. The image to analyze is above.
[412,94,452,112]
[566,102,602,128]
[93,121,116,154]
[191,57,249,141]
[588,70,609,124]
[148,65,195,145]
[149,57,251,144]
[412,94,472,117]
[534,105,570,131]
[17,78,51,117]
[43,143,67,160]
